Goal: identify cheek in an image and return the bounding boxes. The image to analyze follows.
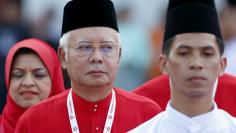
[37,78,52,99]
[8,80,22,103]
[67,57,86,75]
[208,61,222,75]
[166,60,183,75]
[9,79,21,95]
[106,59,119,72]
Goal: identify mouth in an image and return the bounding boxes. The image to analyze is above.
[19,90,38,97]
[187,76,207,82]
[87,70,106,76]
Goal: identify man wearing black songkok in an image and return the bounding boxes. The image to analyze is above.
[129,0,236,132]
[15,0,162,133]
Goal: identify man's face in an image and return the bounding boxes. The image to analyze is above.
[59,27,121,89]
[160,33,226,98]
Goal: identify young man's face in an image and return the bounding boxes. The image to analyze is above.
[59,27,121,90]
[160,33,226,98]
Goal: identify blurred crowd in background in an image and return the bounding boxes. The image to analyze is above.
[0,0,236,113]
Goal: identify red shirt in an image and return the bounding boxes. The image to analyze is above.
[133,73,236,116]
[15,88,162,133]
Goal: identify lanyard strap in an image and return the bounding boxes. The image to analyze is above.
[67,89,116,133]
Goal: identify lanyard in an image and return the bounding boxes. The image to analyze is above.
[67,89,116,133]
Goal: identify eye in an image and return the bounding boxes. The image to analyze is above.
[11,70,24,78]
[203,51,214,56]
[77,44,92,51]
[34,73,46,78]
[100,44,113,52]
[177,51,189,56]
[12,72,24,78]
[100,45,113,50]
[34,70,49,78]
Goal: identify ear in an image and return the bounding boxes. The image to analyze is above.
[159,54,168,75]
[219,56,227,76]
[118,47,122,63]
[58,46,67,69]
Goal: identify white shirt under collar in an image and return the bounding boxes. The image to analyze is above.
[128,102,236,133]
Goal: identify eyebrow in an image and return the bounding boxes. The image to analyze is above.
[33,68,47,71]
[78,41,93,44]
[201,45,215,50]
[176,44,215,50]
[12,67,47,71]
[78,40,115,44]
[176,45,192,50]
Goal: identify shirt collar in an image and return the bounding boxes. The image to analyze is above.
[165,101,219,132]
[71,88,113,113]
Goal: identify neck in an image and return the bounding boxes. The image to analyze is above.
[71,84,113,102]
[170,92,214,117]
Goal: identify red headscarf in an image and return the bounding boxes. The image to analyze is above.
[0,38,65,133]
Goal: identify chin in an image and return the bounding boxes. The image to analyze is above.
[87,78,110,86]
[185,90,207,97]
[88,81,110,87]
[20,100,38,109]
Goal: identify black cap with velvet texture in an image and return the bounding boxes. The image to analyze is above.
[61,0,119,36]
[163,0,223,51]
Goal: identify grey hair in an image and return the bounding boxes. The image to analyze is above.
[59,34,69,60]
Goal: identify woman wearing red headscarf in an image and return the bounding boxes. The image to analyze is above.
[0,38,65,133]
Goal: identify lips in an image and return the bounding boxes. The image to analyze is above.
[19,90,38,96]
[187,76,207,82]
[87,70,105,74]
[87,70,106,77]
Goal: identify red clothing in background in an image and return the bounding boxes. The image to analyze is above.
[0,38,65,133]
[133,73,236,116]
[15,88,162,133]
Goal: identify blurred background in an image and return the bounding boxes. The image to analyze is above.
[0,0,235,113]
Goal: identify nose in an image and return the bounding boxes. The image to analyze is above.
[189,56,203,70]
[88,48,103,64]
[22,74,35,88]
[190,63,203,70]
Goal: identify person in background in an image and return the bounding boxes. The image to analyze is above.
[0,0,30,113]
[129,0,236,132]
[115,6,152,90]
[221,0,236,76]
[0,38,65,133]
[147,17,165,79]
[15,0,161,133]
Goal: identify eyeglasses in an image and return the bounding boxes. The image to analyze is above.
[65,42,121,57]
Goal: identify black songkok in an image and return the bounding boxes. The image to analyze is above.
[61,0,119,36]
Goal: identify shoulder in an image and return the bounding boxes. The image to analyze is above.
[128,112,165,133]
[15,90,69,132]
[131,75,170,109]
[33,90,69,107]
[20,90,69,118]
[217,109,236,128]
[215,73,236,115]
[218,73,236,87]
[115,88,162,112]
[133,74,169,94]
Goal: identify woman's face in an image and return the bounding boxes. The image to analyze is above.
[9,53,52,108]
